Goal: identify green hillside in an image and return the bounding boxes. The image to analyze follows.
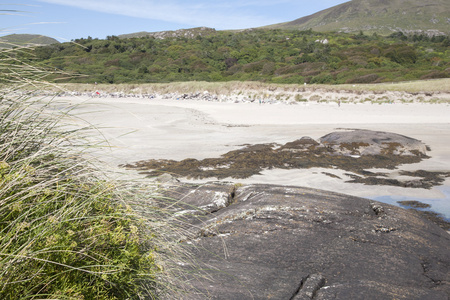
[0,34,59,48]
[267,0,450,36]
[19,29,449,85]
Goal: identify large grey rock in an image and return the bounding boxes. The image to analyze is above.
[163,183,450,299]
[319,129,428,156]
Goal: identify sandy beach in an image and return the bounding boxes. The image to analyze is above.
[55,95,450,218]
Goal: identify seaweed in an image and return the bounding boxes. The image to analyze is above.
[120,137,448,189]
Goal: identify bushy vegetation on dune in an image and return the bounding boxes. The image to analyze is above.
[22,29,450,85]
[0,46,188,299]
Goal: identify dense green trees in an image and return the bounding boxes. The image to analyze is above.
[28,29,449,84]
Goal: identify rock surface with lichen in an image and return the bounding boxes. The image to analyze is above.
[159,183,450,299]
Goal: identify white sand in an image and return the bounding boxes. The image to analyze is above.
[55,96,450,216]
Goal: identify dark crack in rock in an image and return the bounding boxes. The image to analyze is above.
[291,274,326,300]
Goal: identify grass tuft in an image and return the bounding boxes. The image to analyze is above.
[0,44,192,299]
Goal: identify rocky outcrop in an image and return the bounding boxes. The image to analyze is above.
[320,129,428,156]
[123,129,450,190]
[161,183,450,299]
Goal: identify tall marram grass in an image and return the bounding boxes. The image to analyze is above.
[0,45,191,298]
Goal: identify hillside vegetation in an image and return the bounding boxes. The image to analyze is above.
[0,34,59,49]
[268,0,450,36]
[22,29,449,84]
[118,27,217,39]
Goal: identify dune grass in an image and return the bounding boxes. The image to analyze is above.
[56,78,450,97]
[326,78,450,93]
[0,45,191,299]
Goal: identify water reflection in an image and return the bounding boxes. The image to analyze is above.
[370,186,450,221]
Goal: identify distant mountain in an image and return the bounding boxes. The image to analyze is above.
[118,27,216,39]
[0,34,59,48]
[266,0,450,36]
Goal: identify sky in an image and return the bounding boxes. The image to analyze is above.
[1,0,350,42]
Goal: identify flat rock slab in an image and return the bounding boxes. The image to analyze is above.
[164,183,450,299]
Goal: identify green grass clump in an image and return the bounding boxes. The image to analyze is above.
[0,46,185,299]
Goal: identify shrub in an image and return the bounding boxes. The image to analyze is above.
[346,73,380,84]
[420,70,449,80]
[384,44,418,65]
[310,73,334,84]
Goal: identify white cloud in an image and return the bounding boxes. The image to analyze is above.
[36,0,286,29]
[28,22,66,25]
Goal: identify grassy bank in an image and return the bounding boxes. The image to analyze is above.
[57,78,450,96]
[0,47,189,299]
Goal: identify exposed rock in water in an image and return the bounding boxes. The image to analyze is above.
[398,201,450,231]
[345,169,450,189]
[398,200,432,209]
[160,183,450,299]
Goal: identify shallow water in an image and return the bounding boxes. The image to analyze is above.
[370,185,450,221]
